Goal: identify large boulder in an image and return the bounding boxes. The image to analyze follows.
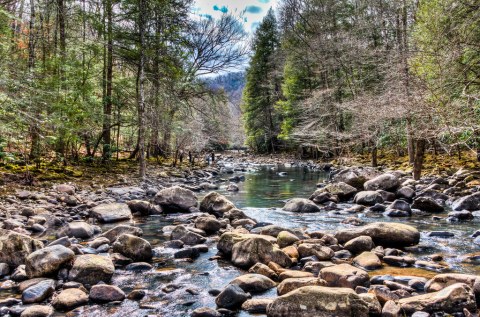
[398,283,476,314]
[335,222,420,248]
[320,263,369,289]
[0,229,44,266]
[195,215,223,234]
[277,277,326,295]
[297,244,334,261]
[112,234,152,261]
[311,182,357,202]
[266,286,370,317]
[215,284,250,309]
[353,251,382,270]
[25,245,75,278]
[100,225,143,243]
[229,273,277,293]
[231,237,292,268]
[57,221,95,239]
[91,203,132,223]
[22,279,55,304]
[332,167,381,189]
[200,192,236,217]
[153,186,198,213]
[353,191,384,206]
[411,197,445,213]
[364,174,400,192]
[452,192,480,211]
[283,198,320,213]
[170,225,206,245]
[343,236,375,254]
[217,232,276,256]
[425,273,480,297]
[89,284,126,302]
[52,288,89,311]
[68,254,115,285]
[127,200,161,215]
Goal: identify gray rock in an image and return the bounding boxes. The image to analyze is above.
[91,203,132,223]
[364,174,399,192]
[215,284,250,309]
[231,237,292,268]
[0,230,44,267]
[283,198,320,213]
[89,284,126,302]
[52,288,89,311]
[57,221,94,239]
[22,279,55,304]
[68,254,115,285]
[411,197,444,213]
[200,192,236,217]
[100,225,143,243]
[25,245,75,278]
[153,186,198,213]
[112,234,152,261]
[354,191,384,206]
[170,225,206,245]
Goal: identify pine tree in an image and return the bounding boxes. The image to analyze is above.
[242,8,281,153]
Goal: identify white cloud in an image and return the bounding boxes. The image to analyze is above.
[194,0,278,33]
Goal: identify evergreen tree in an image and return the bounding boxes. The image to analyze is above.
[242,8,281,153]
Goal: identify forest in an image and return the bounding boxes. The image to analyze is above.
[0,0,479,179]
[243,0,480,180]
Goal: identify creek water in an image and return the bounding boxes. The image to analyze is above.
[3,165,480,316]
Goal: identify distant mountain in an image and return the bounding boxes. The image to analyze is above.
[207,72,245,114]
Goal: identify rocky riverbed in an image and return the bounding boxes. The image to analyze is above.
[1,157,480,317]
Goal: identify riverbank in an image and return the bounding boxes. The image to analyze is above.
[1,156,480,316]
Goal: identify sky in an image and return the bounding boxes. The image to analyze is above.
[193,0,279,33]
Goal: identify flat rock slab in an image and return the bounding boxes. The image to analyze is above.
[91,203,132,223]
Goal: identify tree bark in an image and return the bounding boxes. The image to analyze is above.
[413,139,426,180]
[371,145,378,167]
[102,0,113,160]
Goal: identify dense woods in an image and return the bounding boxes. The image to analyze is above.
[242,0,480,179]
[0,0,245,176]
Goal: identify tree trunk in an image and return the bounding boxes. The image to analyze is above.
[137,0,146,178]
[371,145,378,167]
[413,139,426,180]
[102,0,113,161]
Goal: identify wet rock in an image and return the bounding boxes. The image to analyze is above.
[344,235,375,254]
[283,198,320,213]
[241,298,273,313]
[200,192,236,217]
[0,230,44,266]
[100,225,143,243]
[354,191,384,206]
[11,265,27,281]
[125,262,153,271]
[89,284,126,302]
[297,244,334,261]
[20,305,54,317]
[387,200,412,213]
[266,285,369,317]
[368,285,399,304]
[25,245,75,278]
[320,263,369,289]
[382,255,415,267]
[226,184,239,192]
[68,254,115,285]
[411,197,444,213]
[427,231,454,238]
[91,203,132,223]
[112,234,152,261]
[52,288,88,311]
[127,289,146,300]
[398,283,476,314]
[364,174,399,192]
[452,192,480,211]
[231,237,292,268]
[153,186,198,213]
[310,182,357,202]
[396,187,415,201]
[174,247,200,259]
[335,222,420,248]
[277,231,300,248]
[353,251,382,270]
[215,284,250,309]
[170,225,206,245]
[56,184,75,195]
[195,215,222,234]
[332,167,380,189]
[277,277,326,295]
[248,263,278,280]
[230,274,276,293]
[425,273,480,297]
[448,210,473,221]
[127,200,161,215]
[191,307,221,317]
[22,279,55,304]
[278,270,314,281]
[0,263,9,277]
[165,240,184,249]
[217,232,276,256]
[382,300,400,317]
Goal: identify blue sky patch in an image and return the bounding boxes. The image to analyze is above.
[213,4,229,13]
[244,5,262,14]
